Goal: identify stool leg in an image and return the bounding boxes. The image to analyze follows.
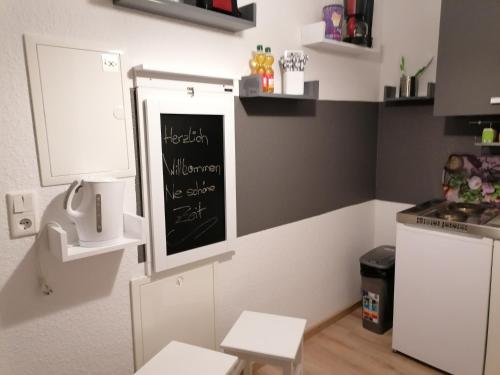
[295,339,304,375]
[282,363,294,375]
[243,360,252,375]
[231,359,246,375]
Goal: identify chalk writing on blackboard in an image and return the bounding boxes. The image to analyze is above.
[164,157,222,176]
[163,127,209,146]
[160,114,226,255]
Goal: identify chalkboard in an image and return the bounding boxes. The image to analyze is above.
[160,114,226,255]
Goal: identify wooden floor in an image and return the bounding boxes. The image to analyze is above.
[254,308,444,375]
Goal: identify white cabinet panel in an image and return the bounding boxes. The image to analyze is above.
[486,242,500,375]
[132,263,216,369]
[25,34,135,186]
[393,224,492,375]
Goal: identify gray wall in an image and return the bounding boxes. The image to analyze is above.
[235,99,492,237]
[235,99,379,237]
[376,104,478,204]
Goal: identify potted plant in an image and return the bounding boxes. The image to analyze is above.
[400,57,433,97]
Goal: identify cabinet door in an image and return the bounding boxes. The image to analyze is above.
[134,264,216,368]
[393,224,492,375]
[434,0,500,116]
[485,241,500,375]
[25,34,135,186]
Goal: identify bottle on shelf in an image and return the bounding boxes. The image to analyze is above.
[249,53,258,75]
[255,44,267,91]
[264,47,274,93]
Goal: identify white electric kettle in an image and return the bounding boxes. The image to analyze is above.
[64,177,126,247]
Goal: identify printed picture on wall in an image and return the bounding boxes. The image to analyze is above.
[443,154,500,204]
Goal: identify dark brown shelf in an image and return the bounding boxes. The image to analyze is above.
[383,83,435,106]
[239,75,319,100]
[113,0,256,32]
[384,96,435,106]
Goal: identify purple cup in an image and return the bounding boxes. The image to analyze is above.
[323,4,344,41]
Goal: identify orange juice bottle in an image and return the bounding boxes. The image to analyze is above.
[255,44,267,91]
[264,47,274,93]
[249,47,258,75]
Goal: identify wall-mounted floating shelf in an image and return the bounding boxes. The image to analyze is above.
[474,137,500,147]
[301,22,381,59]
[113,0,256,32]
[383,84,435,106]
[47,213,145,262]
[384,96,435,106]
[474,143,500,147]
[132,64,236,87]
[239,75,319,100]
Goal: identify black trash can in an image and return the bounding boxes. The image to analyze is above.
[359,245,396,334]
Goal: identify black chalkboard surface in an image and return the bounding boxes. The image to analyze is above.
[161,114,226,255]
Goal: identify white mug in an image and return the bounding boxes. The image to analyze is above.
[64,177,126,247]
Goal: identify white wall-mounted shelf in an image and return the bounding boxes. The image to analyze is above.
[301,22,382,59]
[47,213,145,262]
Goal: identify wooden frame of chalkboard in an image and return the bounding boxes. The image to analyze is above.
[143,86,236,272]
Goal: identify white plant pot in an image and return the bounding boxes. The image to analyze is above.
[282,71,305,95]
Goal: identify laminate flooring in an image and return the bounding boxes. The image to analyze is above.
[254,308,444,375]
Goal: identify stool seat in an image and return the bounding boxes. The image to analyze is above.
[135,341,238,375]
[220,311,307,375]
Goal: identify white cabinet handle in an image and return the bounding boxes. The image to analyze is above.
[491,97,500,105]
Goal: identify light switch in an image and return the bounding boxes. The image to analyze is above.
[23,194,33,211]
[6,191,39,238]
[13,195,24,213]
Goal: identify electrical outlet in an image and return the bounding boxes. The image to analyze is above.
[6,191,39,238]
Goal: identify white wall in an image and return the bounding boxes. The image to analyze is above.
[374,0,442,244]
[373,200,413,246]
[215,201,375,344]
[0,0,440,374]
[377,0,442,99]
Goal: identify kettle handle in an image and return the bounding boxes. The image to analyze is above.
[64,180,84,219]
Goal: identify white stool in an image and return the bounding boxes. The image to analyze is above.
[220,311,307,375]
[135,341,239,375]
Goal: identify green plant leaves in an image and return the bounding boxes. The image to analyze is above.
[415,57,434,78]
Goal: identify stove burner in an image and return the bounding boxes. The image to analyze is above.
[436,209,468,222]
[448,202,484,216]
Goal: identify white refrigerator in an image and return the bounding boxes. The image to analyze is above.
[393,224,493,375]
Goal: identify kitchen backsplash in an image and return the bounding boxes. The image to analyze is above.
[376,105,478,204]
[443,154,500,204]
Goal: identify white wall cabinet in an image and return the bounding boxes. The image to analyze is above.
[25,34,135,186]
[131,263,216,370]
[134,70,236,273]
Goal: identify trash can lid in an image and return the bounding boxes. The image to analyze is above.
[360,246,396,270]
